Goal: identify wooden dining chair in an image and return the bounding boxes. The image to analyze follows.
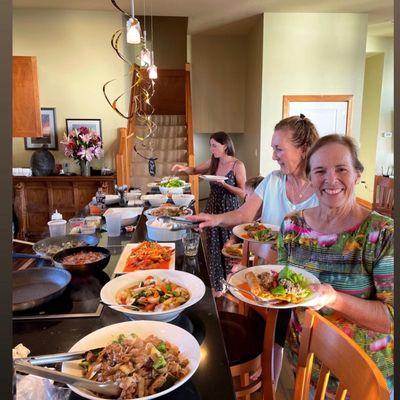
[294,309,390,400]
[372,175,394,217]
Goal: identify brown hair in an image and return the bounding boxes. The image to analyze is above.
[209,131,235,175]
[305,134,364,175]
[274,114,319,151]
[245,176,264,191]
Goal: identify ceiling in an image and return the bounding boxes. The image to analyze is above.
[13,0,394,36]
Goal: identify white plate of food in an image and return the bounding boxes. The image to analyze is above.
[221,243,255,260]
[113,242,175,275]
[101,269,206,322]
[232,222,280,243]
[61,320,201,400]
[199,175,228,182]
[144,206,193,222]
[228,264,321,309]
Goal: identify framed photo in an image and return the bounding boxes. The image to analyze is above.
[24,108,58,149]
[66,119,102,138]
[282,95,353,136]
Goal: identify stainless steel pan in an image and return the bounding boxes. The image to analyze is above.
[13,267,71,312]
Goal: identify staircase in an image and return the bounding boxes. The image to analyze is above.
[115,64,199,210]
[132,114,189,189]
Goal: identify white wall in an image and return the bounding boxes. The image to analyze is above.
[260,13,368,176]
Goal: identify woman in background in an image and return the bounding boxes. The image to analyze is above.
[172,131,246,293]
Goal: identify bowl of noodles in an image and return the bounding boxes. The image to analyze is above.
[61,320,201,400]
[100,269,206,322]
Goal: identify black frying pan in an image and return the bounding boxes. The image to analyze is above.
[13,246,111,275]
[13,267,72,312]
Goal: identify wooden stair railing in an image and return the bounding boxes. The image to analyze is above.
[116,65,139,186]
[115,63,199,210]
[185,63,199,214]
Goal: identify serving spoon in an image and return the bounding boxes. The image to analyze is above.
[14,360,121,398]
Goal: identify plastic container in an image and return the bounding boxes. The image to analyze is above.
[84,216,102,229]
[48,219,67,237]
[80,225,96,234]
[51,210,63,220]
[68,217,85,229]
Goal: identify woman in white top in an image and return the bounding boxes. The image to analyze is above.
[189,114,320,250]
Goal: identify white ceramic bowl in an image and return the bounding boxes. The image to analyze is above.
[144,207,193,222]
[101,269,206,322]
[146,220,186,241]
[159,186,184,195]
[61,320,201,400]
[141,194,168,207]
[172,194,195,207]
[103,207,144,227]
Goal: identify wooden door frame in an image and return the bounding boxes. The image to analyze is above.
[282,95,354,136]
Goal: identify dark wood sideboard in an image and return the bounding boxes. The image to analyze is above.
[13,175,116,239]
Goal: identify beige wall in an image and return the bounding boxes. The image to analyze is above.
[13,9,188,172]
[240,15,263,179]
[13,9,128,172]
[191,35,247,134]
[366,37,394,175]
[356,54,384,202]
[259,13,368,176]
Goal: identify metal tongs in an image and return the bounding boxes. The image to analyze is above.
[14,350,121,398]
[220,278,280,306]
[156,216,199,231]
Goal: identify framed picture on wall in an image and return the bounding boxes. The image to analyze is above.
[24,108,58,149]
[282,95,353,136]
[66,118,102,138]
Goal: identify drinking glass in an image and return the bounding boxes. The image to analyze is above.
[105,212,122,237]
[182,231,200,257]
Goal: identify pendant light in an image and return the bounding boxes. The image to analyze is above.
[126,0,141,44]
[147,1,158,80]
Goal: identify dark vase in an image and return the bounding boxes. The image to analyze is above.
[30,146,55,176]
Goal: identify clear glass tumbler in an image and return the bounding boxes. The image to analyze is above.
[182,231,200,257]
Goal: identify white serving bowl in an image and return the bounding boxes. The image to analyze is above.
[159,186,184,195]
[146,220,186,241]
[172,194,195,207]
[101,269,206,322]
[141,194,168,207]
[61,320,201,400]
[103,207,144,226]
[144,207,193,223]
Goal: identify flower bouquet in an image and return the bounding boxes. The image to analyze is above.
[61,127,103,176]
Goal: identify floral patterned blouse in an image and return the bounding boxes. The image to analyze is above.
[277,211,394,394]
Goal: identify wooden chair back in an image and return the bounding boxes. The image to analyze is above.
[372,175,394,217]
[294,309,390,400]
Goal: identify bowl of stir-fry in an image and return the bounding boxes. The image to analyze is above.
[100,269,206,321]
[61,320,201,400]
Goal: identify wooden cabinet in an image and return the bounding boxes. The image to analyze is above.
[13,176,116,239]
[13,56,42,137]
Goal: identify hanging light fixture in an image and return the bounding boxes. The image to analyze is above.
[147,2,158,80]
[126,0,141,44]
[148,51,158,79]
[140,30,151,66]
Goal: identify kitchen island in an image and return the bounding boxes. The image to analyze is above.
[13,211,236,400]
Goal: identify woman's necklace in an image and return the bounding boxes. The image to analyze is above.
[288,177,310,200]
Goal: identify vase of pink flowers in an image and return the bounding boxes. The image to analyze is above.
[61,127,104,176]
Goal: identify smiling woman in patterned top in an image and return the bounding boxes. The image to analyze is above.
[278,134,394,397]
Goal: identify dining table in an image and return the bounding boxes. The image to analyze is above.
[13,206,236,400]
